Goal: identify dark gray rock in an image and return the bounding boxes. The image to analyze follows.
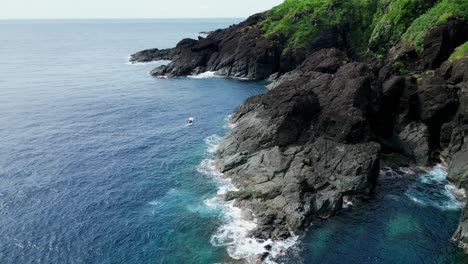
[216,52,468,246]
[266,48,347,90]
[130,48,172,63]
[422,17,468,69]
[216,56,381,239]
[397,122,431,164]
[417,75,459,125]
[445,57,468,250]
[453,203,468,253]
[131,13,286,79]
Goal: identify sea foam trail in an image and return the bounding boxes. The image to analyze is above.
[196,132,297,263]
[405,164,466,210]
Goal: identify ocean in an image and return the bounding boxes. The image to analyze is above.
[0,19,466,264]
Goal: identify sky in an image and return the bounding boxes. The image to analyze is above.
[0,0,284,19]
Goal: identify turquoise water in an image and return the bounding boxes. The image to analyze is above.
[0,19,466,264]
[281,166,468,263]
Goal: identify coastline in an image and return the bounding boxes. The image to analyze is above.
[130,1,468,261]
[129,52,468,263]
[197,120,298,263]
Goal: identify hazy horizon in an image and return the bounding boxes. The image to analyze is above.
[0,0,284,19]
[0,18,246,20]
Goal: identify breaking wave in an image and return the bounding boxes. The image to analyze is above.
[196,129,297,263]
[188,71,220,79]
[405,164,465,210]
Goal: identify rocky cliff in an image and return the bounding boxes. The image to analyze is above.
[132,0,468,259]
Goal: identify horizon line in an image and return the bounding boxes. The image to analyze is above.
[0,17,245,20]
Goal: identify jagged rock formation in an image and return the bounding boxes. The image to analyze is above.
[217,44,468,244]
[443,57,468,251]
[217,49,381,239]
[131,14,285,79]
[132,0,468,259]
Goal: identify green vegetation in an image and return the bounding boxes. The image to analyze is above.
[369,0,439,55]
[425,70,435,76]
[259,0,467,58]
[413,73,423,85]
[448,41,468,61]
[241,25,253,33]
[393,60,409,75]
[402,0,468,52]
[261,0,379,55]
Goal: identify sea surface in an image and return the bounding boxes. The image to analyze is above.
[0,19,467,264]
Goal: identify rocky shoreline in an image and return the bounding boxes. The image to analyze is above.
[132,2,468,261]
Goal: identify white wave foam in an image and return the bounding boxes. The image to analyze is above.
[186,70,257,81]
[197,159,222,178]
[210,198,298,263]
[188,71,220,79]
[204,135,222,155]
[342,200,353,209]
[223,115,237,129]
[409,196,426,205]
[399,167,416,175]
[405,164,465,210]
[443,184,466,209]
[197,132,297,263]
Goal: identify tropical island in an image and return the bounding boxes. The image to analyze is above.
[132,0,468,261]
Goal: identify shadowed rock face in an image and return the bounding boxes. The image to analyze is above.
[131,13,286,80]
[422,17,468,69]
[129,12,367,80]
[442,58,468,251]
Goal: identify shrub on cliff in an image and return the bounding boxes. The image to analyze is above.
[368,0,440,54]
[261,0,379,55]
[261,0,467,58]
[449,41,468,61]
[401,0,468,53]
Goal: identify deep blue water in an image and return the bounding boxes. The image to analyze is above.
[0,19,467,264]
[0,19,263,264]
